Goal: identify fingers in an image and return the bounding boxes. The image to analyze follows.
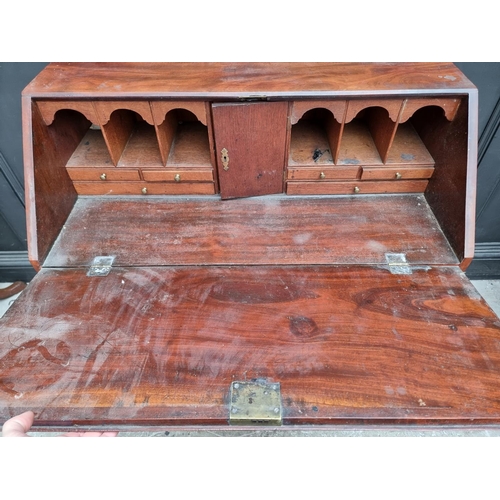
[2,411,118,437]
[60,431,119,437]
[2,411,35,437]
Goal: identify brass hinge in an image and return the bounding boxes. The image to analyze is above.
[385,253,412,275]
[229,380,282,426]
[87,256,115,277]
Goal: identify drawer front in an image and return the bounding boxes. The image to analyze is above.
[287,180,429,195]
[287,166,360,181]
[67,168,140,182]
[142,169,213,182]
[72,181,215,195]
[361,166,434,180]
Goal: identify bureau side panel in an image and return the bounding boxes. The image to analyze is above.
[28,102,87,266]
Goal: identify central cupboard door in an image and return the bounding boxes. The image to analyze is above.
[212,102,289,199]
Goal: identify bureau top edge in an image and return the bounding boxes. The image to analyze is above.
[22,62,477,98]
[23,89,476,100]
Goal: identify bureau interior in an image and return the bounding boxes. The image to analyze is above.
[28,96,470,269]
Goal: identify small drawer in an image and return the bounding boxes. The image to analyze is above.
[67,168,140,182]
[286,180,429,195]
[73,181,215,195]
[361,166,434,181]
[287,166,360,181]
[142,170,214,182]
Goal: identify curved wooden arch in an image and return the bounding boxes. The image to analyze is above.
[151,101,207,126]
[399,98,461,123]
[291,100,346,125]
[344,99,404,123]
[94,101,155,125]
[36,100,100,126]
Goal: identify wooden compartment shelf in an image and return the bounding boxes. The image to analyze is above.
[117,119,163,168]
[66,128,114,168]
[337,118,384,165]
[166,121,212,167]
[38,100,216,196]
[289,112,337,167]
[286,99,450,195]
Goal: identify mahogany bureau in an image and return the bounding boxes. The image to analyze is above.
[1,63,500,431]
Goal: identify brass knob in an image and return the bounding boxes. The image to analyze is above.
[141,187,148,195]
[319,172,326,180]
[395,172,402,180]
[174,174,181,183]
[353,186,360,194]
[100,173,107,181]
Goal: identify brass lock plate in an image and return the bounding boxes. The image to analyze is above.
[229,380,282,425]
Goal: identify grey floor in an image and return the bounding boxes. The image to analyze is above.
[1,279,500,437]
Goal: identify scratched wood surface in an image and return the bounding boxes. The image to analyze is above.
[212,102,288,199]
[43,195,458,268]
[1,265,500,427]
[23,63,475,98]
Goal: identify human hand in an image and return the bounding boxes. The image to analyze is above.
[2,411,118,437]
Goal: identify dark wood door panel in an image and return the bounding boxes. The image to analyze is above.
[1,266,500,428]
[212,102,288,199]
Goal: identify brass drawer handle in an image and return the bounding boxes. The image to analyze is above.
[174,174,181,183]
[100,173,107,181]
[141,187,148,195]
[353,186,360,194]
[319,172,326,180]
[395,172,402,180]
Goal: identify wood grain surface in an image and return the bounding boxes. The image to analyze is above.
[42,195,457,268]
[71,182,215,196]
[212,102,288,199]
[29,104,81,267]
[286,180,429,195]
[23,63,475,98]
[1,265,499,427]
[416,100,470,263]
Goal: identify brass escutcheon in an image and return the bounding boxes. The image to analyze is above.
[100,173,107,181]
[319,172,326,179]
[395,172,402,180]
[221,148,229,171]
[141,187,148,195]
[353,186,360,193]
[174,174,181,182]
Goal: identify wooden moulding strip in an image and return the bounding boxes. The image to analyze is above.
[22,95,39,270]
[290,100,347,125]
[36,100,100,126]
[94,101,155,125]
[150,101,208,126]
[344,99,404,123]
[399,97,462,123]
